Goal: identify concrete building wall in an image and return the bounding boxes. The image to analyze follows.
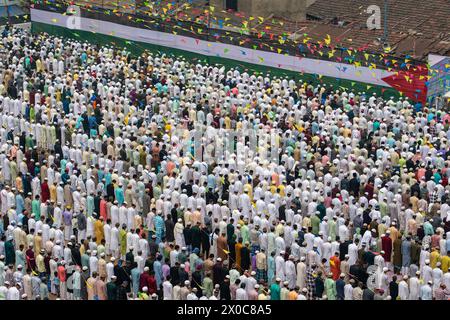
[210,0,225,9]
[238,0,253,13]
[266,0,307,21]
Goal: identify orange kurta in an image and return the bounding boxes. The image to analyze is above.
[217,235,228,261]
[330,256,341,280]
[235,242,243,271]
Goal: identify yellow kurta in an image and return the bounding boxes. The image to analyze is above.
[34,235,42,254]
[429,250,441,269]
[441,255,449,272]
[49,184,57,203]
[94,220,104,244]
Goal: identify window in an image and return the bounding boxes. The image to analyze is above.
[226,0,238,11]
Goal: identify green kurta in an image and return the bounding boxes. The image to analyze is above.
[81,254,90,269]
[240,225,250,245]
[324,278,337,300]
[25,136,34,149]
[202,277,213,297]
[119,229,127,256]
[311,215,320,235]
[32,199,41,219]
[327,220,336,241]
[9,161,17,182]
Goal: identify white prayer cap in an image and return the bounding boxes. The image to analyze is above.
[184,280,190,285]
[383,267,388,272]
[217,258,222,262]
[144,267,149,272]
[110,257,116,262]
[340,273,345,278]
[276,277,281,282]
[425,259,430,264]
[251,271,256,276]
[142,286,148,292]
[82,266,88,271]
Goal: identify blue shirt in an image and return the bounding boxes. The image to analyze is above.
[15,194,24,216]
[131,267,141,296]
[153,260,163,288]
[115,187,124,206]
[420,285,432,300]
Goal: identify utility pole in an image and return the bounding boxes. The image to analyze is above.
[383,0,388,46]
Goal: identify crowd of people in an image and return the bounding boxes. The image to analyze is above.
[0,24,449,301]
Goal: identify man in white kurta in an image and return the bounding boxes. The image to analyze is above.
[275,252,286,282]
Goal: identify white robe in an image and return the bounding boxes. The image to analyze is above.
[285,260,296,289]
[174,223,184,247]
[89,256,98,276]
[7,287,20,300]
[398,281,409,300]
[296,261,306,289]
[275,256,286,281]
[106,262,114,282]
[163,281,173,300]
[344,283,353,300]
[348,243,358,266]
[110,227,119,251]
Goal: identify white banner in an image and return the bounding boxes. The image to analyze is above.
[31,8,394,87]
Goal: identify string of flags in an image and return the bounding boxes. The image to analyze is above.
[33,0,450,87]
